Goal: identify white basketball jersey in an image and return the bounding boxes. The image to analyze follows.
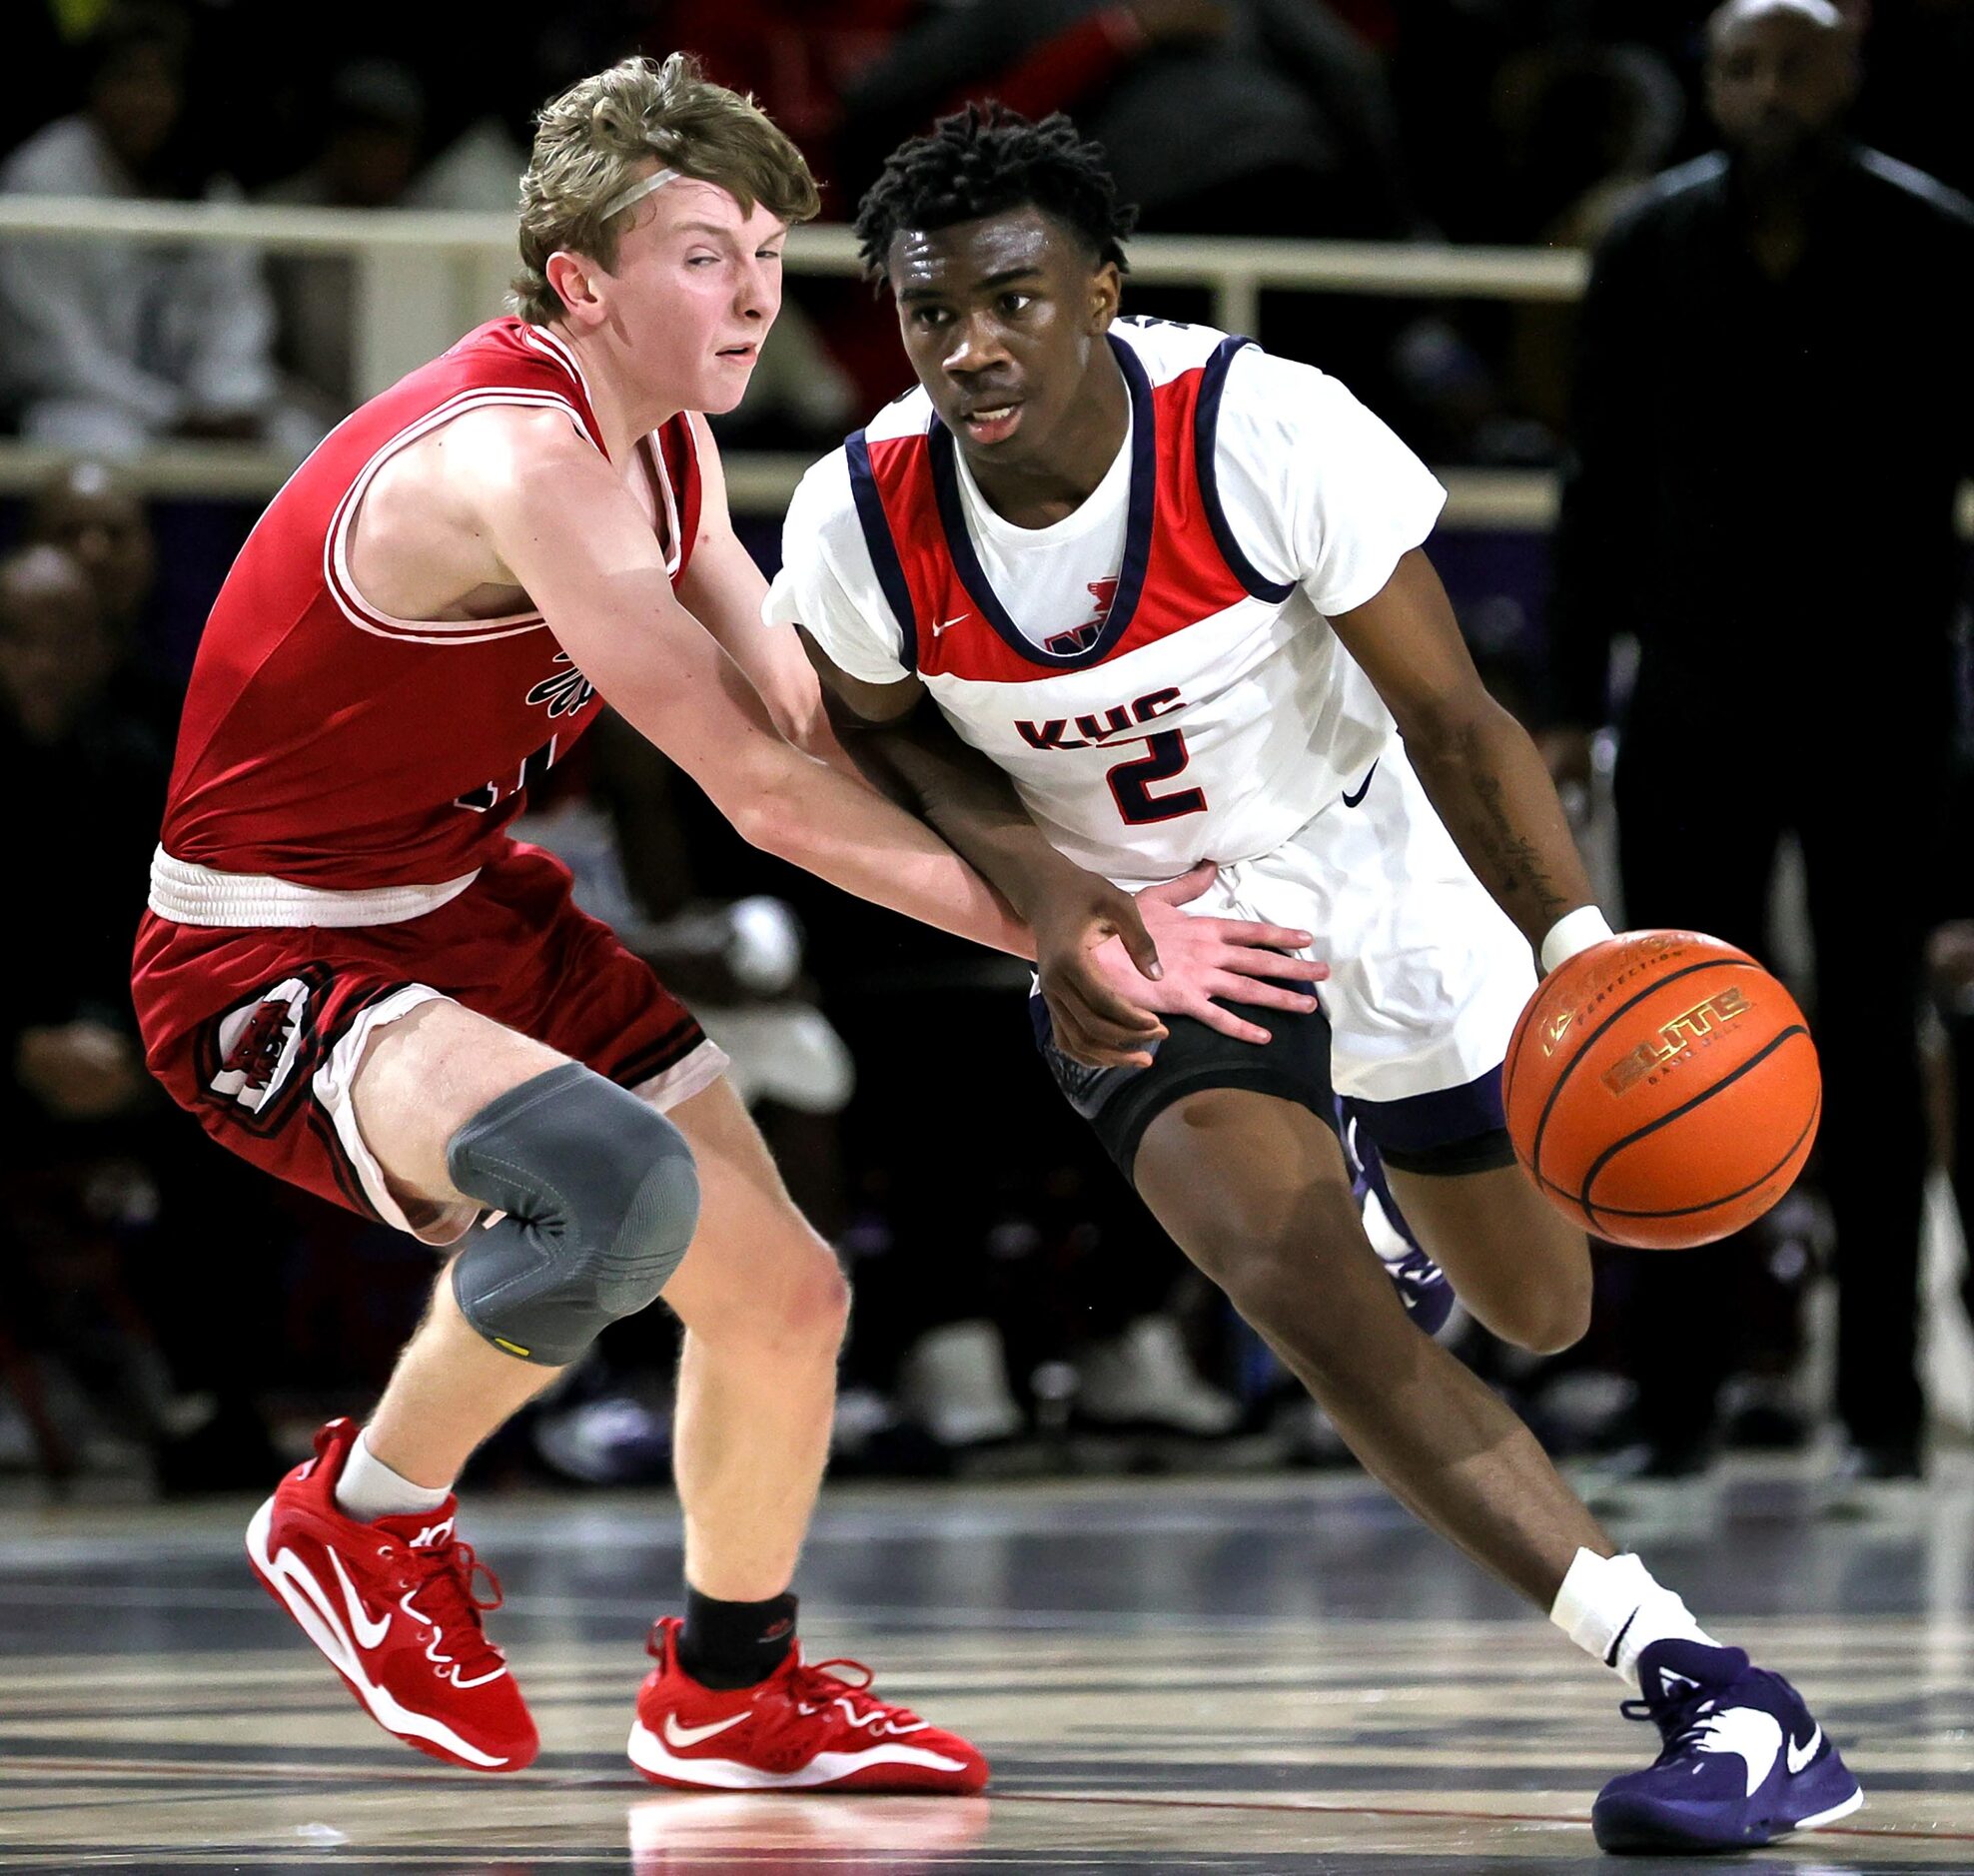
[767,318,1446,887]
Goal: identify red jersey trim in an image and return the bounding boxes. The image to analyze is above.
[636,434,685,579]
[323,387,594,646]
[670,414,703,578]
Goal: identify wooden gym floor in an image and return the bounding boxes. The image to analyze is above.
[1,1456,1969,1873]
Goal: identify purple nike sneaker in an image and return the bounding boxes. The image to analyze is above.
[1592,1638,1862,1855]
[1335,1104,1454,1336]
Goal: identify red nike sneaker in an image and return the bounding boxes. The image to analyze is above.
[245,1418,537,1771]
[627,1615,988,1792]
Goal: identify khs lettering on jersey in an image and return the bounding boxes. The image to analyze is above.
[1016,684,1187,749]
[1016,685,1206,825]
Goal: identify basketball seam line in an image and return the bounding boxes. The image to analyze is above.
[1577,1024,1811,1216]
[1582,1088,1821,1222]
[1528,955,1753,1181]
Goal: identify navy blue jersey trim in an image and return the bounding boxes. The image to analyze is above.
[925,333,1156,672]
[1196,336,1296,604]
[844,430,920,674]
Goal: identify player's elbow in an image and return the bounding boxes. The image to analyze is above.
[1398,689,1515,772]
[725,765,805,861]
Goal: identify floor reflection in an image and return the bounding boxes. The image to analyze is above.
[628,1792,993,1872]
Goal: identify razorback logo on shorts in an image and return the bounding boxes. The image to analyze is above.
[202,976,320,1133]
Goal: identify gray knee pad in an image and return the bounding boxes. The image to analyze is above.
[445,1062,700,1366]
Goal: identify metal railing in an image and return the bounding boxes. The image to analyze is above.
[0,197,1595,524]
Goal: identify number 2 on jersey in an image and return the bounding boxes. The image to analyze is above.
[1107,729,1208,825]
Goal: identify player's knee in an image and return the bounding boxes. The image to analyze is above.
[1488,1270,1592,1358]
[444,1063,700,1366]
[702,1231,850,1364]
[1195,1225,1340,1345]
[783,1241,852,1353]
[1465,1214,1592,1355]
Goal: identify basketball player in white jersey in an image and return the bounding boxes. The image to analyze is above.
[771,107,1860,1853]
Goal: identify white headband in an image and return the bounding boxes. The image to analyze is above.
[600,167,679,223]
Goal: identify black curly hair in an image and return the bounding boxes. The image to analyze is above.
[854,105,1138,281]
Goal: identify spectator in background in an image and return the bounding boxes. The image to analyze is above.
[1497,40,1685,444]
[0,544,173,1479]
[1546,0,1974,1479]
[24,461,156,646]
[21,458,180,724]
[838,1,1420,241]
[0,5,312,456]
[0,535,284,1491]
[261,61,428,425]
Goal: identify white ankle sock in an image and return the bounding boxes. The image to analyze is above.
[1549,1547,1719,1689]
[334,1428,451,1523]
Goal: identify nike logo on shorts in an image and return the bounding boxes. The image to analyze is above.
[1342,760,1379,808]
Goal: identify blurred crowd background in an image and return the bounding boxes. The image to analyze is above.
[0,0,1969,1499]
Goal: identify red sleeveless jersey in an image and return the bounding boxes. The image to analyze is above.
[159,319,701,890]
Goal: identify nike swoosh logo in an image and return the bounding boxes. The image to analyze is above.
[662,1709,750,1749]
[932,614,968,636]
[1342,761,1378,809]
[1787,1723,1823,1774]
[325,1548,392,1650]
[1700,1706,1783,1797]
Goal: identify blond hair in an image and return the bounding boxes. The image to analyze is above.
[512,53,821,325]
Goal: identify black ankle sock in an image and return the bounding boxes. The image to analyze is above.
[677,1587,798,1690]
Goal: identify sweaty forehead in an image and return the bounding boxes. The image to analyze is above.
[890,207,1072,293]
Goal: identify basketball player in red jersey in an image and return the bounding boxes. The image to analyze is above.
[131,57,1325,1787]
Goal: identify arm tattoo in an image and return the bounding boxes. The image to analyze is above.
[1469,765,1572,926]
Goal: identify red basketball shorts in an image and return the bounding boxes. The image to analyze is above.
[132,842,725,1242]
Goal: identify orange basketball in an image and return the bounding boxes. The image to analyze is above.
[1502,930,1820,1250]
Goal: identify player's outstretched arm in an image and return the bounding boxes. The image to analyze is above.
[465,408,1027,954]
[1332,546,1604,966]
[672,415,850,769]
[802,632,1330,1066]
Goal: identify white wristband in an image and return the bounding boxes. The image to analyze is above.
[1539,906,1614,975]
